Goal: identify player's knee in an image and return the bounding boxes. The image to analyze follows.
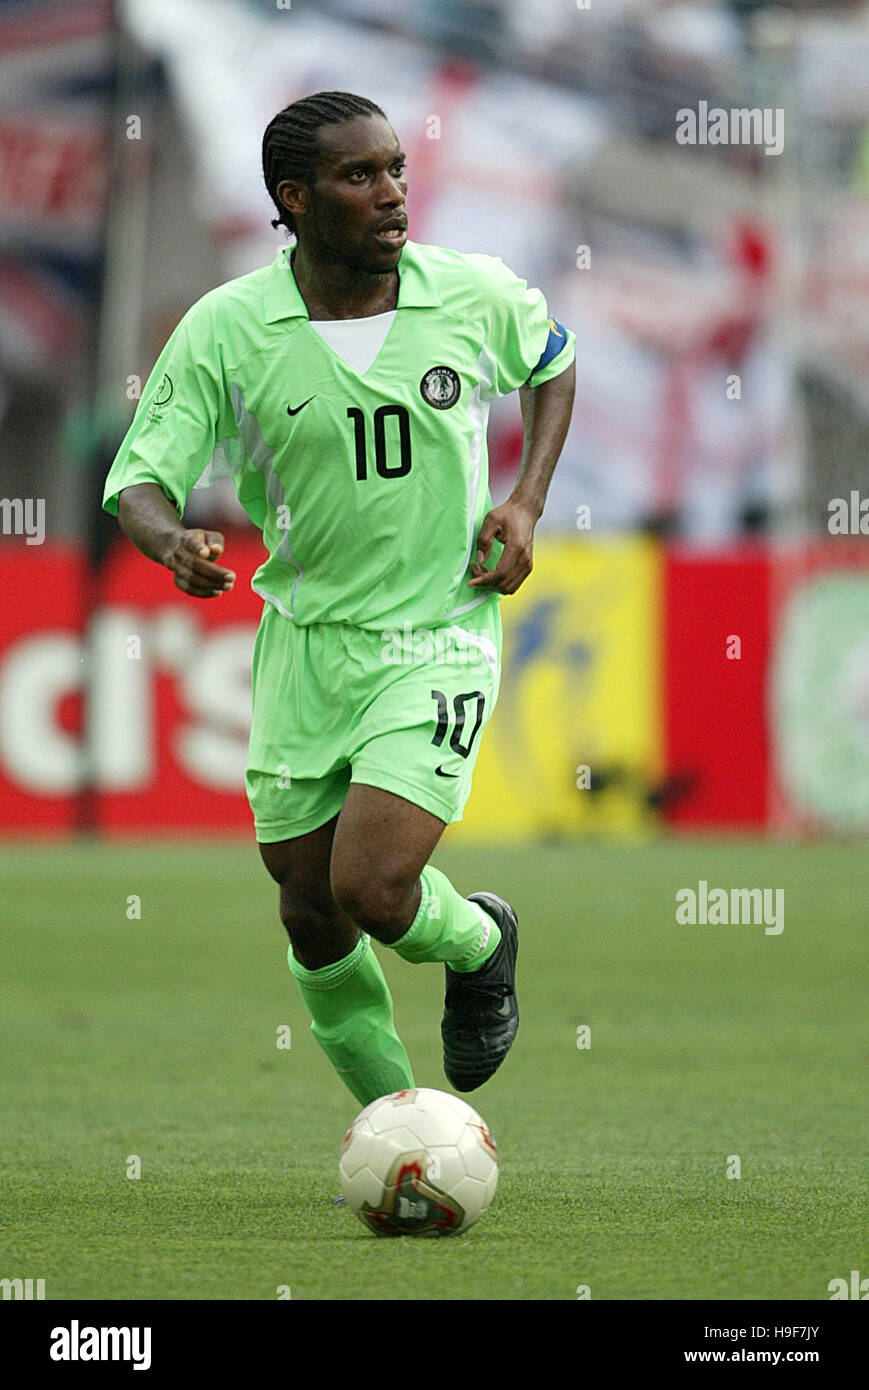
[278,878,335,938]
[279,898,317,943]
[330,869,412,939]
[279,898,339,966]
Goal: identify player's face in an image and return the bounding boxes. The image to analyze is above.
[288,114,408,274]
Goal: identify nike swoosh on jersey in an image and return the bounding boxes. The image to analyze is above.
[287,396,316,415]
[435,765,461,778]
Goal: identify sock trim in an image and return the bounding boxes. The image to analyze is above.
[392,875,433,953]
[452,901,494,966]
[287,933,369,991]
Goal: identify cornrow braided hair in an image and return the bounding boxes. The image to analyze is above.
[262,91,388,235]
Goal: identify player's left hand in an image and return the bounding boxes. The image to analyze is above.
[468,499,537,595]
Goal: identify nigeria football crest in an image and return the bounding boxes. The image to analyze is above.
[420,365,461,409]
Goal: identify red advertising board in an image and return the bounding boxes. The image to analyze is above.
[0,542,86,831]
[661,545,771,829]
[0,534,266,835]
[0,536,818,837]
[93,532,267,832]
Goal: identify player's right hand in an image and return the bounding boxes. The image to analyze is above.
[164,529,236,598]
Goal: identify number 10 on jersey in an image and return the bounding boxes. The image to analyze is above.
[347,405,412,480]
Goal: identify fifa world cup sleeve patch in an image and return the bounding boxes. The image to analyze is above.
[529,317,569,379]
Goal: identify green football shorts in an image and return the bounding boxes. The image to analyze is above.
[246,598,502,842]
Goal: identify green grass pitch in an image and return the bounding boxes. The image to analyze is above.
[1,836,866,1301]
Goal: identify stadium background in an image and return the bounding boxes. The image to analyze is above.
[2,0,869,1305]
[3,0,869,840]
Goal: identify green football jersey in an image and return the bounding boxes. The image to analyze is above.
[103,239,575,628]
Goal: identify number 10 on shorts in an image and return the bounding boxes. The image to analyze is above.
[430,690,486,759]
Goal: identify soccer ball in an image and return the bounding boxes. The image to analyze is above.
[339,1087,498,1236]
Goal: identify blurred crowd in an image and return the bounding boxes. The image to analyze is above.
[276,0,865,118]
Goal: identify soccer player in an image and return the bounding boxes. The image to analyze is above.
[103,91,575,1108]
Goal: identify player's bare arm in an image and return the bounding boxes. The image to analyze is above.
[470,357,576,594]
[117,481,236,598]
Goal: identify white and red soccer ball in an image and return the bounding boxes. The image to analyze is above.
[339,1087,498,1237]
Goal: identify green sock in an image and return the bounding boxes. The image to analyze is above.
[390,864,501,973]
[288,934,414,1107]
